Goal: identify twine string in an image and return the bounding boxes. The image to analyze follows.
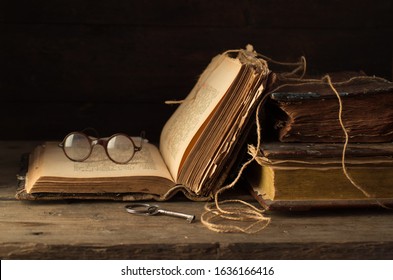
[324,75,392,210]
[200,99,272,233]
[201,48,392,233]
[201,49,309,233]
[164,46,391,233]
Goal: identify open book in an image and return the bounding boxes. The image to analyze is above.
[16,47,271,201]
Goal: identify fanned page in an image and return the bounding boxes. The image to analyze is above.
[180,64,266,194]
[159,54,243,182]
[26,142,174,193]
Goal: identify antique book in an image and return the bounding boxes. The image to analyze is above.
[265,72,393,143]
[16,47,271,201]
[247,142,393,210]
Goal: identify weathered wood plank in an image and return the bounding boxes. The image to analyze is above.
[3,241,393,260]
[1,141,393,259]
[2,198,393,259]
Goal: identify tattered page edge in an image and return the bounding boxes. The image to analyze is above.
[15,153,210,202]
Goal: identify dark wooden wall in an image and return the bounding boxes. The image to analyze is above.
[1,0,392,142]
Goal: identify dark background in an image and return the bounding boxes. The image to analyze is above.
[1,0,392,142]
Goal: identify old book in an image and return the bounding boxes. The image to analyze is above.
[247,142,393,210]
[16,48,271,201]
[266,72,393,143]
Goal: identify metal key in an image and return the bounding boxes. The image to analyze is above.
[125,203,195,223]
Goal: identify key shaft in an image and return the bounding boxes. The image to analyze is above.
[157,209,195,223]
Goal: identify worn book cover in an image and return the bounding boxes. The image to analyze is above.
[247,142,393,210]
[265,72,393,143]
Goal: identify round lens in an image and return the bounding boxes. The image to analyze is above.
[63,133,91,161]
[107,134,135,163]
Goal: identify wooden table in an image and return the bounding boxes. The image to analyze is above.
[1,141,393,259]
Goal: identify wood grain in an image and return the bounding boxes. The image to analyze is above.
[1,141,393,259]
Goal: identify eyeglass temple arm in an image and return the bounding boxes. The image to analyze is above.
[136,131,146,151]
[81,127,99,138]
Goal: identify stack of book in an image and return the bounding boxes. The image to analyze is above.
[247,72,393,210]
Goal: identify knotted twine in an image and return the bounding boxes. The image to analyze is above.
[201,47,392,233]
[167,46,392,233]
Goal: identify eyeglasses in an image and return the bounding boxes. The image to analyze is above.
[59,131,145,164]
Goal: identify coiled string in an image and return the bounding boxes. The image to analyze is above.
[200,45,392,233]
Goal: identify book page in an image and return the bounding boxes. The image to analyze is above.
[30,142,173,181]
[159,54,242,181]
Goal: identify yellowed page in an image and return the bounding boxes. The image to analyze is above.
[159,54,242,181]
[26,141,174,192]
